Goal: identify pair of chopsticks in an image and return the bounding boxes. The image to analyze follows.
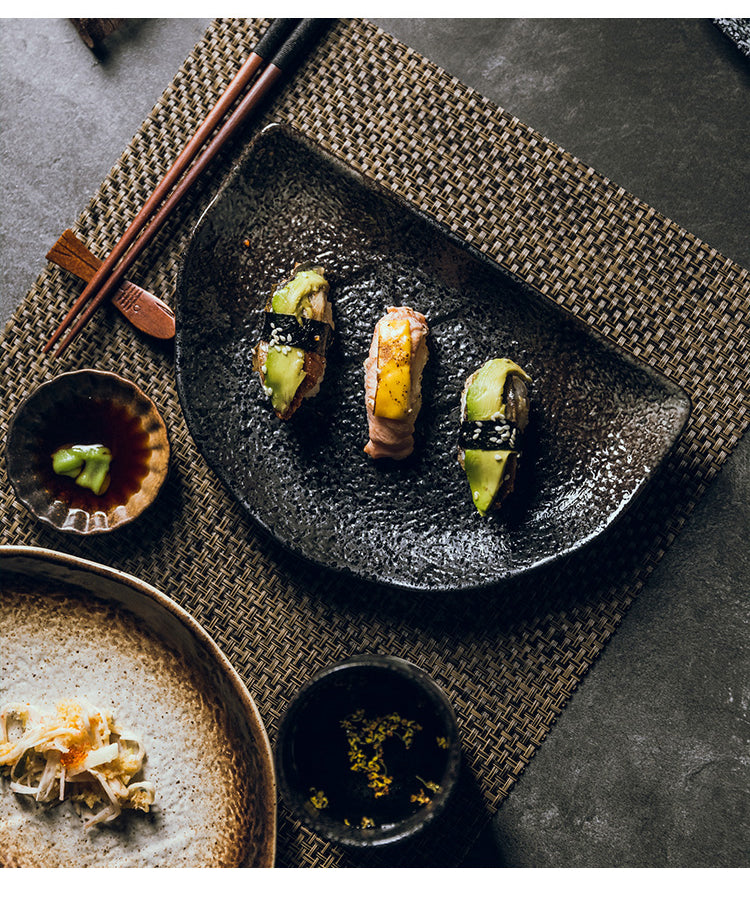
[44,18,329,357]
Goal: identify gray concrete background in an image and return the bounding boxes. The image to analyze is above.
[1,19,748,867]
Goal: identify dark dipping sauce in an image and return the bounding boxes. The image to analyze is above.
[39,398,150,510]
[290,685,450,829]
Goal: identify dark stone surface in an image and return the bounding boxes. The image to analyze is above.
[1,18,748,867]
[470,430,750,867]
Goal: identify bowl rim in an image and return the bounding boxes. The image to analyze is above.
[5,368,170,535]
[275,653,462,849]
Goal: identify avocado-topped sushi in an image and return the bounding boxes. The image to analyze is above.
[364,307,429,460]
[253,263,333,419]
[458,358,531,515]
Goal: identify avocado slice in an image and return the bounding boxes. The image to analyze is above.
[463,448,512,516]
[462,359,530,515]
[264,345,306,414]
[464,358,529,421]
[271,269,328,321]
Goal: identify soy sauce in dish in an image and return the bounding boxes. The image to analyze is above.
[40,398,150,509]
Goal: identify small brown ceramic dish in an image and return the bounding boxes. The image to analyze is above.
[275,654,461,849]
[5,370,169,534]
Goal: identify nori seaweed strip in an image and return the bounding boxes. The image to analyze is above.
[261,311,333,356]
[458,418,520,451]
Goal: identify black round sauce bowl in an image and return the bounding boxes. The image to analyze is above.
[275,654,462,849]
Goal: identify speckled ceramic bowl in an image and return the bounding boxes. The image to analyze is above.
[0,545,277,867]
[275,654,461,849]
[6,370,170,534]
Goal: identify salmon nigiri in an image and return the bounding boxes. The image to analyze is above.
[363,306,429,460]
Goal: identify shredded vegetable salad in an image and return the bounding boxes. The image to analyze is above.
[0,697,155,829]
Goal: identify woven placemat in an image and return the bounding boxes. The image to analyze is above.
[2,19,749,867]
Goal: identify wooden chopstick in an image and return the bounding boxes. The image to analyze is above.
[45,18,328,357]
[43,18,298,356]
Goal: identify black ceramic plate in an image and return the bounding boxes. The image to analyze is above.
[175,124,690,592]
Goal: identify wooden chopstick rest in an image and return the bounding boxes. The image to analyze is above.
[46,230,175,340]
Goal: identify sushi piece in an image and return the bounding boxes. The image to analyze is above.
[364,306,429,460]
[253,263,333,419]
[458,358,531,515]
